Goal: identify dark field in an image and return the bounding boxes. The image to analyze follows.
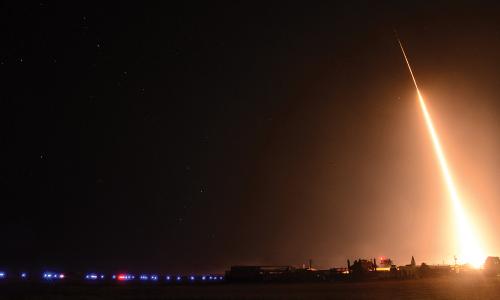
[2,276,500,299]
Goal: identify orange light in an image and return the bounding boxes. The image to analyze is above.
[397,38,486,268]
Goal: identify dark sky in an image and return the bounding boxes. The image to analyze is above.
[2,2,500,273]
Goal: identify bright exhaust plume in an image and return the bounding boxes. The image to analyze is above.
[397,38,486,268]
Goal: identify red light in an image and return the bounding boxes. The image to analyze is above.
[117,274,126,281]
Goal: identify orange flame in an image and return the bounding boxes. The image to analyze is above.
[397,38,485,267]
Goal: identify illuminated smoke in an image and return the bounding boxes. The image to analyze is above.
[397,38,486,267]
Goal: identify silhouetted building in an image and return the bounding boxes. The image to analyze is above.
[484,256,500,276]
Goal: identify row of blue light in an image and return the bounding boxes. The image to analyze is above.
[85,273,105,280]
[165,275,224,282]
[43,272,65,280]
[0,271,224,282]
[0,272,29,279]
[138,274,159,281]
[112,274,224,282]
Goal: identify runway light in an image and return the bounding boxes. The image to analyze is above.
[85,273,104,280]
[166,275,171,281]
[0,272,5,278]
[189,276,195,281]
[43,272,64,280]
[117,274,128,281]
[151,275,158,281]
[116,273,135,281]
[21,273,27,279]
[176,276,182,281]
[202,276,206,280]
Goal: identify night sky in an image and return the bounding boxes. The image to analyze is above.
[3,2,500,274]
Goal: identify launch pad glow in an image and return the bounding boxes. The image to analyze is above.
[397,38,486,268]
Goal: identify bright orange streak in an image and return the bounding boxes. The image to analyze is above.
[397,39,485,267]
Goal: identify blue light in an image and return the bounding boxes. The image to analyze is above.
[100,275,105,279]
[176,276,182,281]
[116,274,134,281]
[189,276,195,281]
[112,275,116,279]
[209,276,213,280]
[43,272,64,280]
[219,276,223,280]
[166,275,171,281]
[202,276,206,280]
[0,272,5,278]
[151,275,158,281]
[140,275,149,281]
[21,273,27,278]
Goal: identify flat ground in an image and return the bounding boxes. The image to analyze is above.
[2,276,500,299]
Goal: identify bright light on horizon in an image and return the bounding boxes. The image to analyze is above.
[397,38,486,268]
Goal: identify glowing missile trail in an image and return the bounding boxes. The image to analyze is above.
[396,37,486,267]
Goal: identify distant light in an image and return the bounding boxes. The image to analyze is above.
[202,276,206,280]
[176,276,181,281]
[0,272,5,278]
[140,275,149,281]
[117,274,127,281]
[219,276,223,280]
[189,276,195,281]
[112,275,116,279]
[166,276,171,281]
[21,273,27,278]
[151,275,158,281]
[43,272,64,280]
[116,273,134,281]
[209,276,213,280]
[100,275,105,279]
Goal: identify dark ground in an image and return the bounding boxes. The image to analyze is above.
[2,276,500,299]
